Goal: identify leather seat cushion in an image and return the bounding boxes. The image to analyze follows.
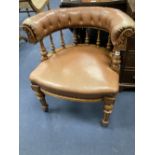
[30,45,119,99]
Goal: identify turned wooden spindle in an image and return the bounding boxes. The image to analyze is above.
[96,30,101,47]
[85,29,89,44]
[39,39,48,61]
[106,34,112,51]
[49,34,56,52]
[60,30,65,48]
[111,50,121,73]
[73,29,78,45]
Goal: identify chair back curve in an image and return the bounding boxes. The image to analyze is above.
[23,7,134,48]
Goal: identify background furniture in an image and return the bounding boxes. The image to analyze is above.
[19,0,50,41]
[60,0,126,11]
[19,0,35,17]
[120,0,135,88]
[23,7,134,126]
[60,0,135,89]
[19,0,50,15]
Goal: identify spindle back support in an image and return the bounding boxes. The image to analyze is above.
[39,27,112,60]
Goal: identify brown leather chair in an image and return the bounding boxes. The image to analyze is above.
[22,7,134,126]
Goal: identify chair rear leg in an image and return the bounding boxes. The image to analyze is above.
[31,83,48,112]
[101,96,116,127]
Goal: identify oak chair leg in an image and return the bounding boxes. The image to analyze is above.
[31,84,48,112]
[101,96,116,127]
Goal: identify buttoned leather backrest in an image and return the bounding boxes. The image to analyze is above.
[23,7,134,47]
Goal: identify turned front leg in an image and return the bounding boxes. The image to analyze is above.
[101,96,116,126]
[31,84,48,112]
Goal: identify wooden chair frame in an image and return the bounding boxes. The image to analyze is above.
[22,7,134,126]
